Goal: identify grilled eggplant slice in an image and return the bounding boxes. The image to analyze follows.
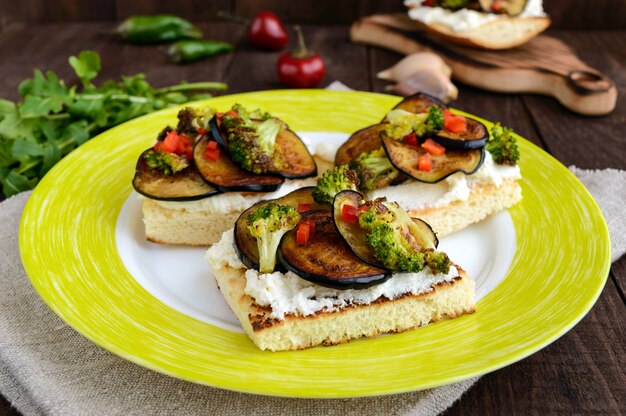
[234,187,329,271]
[382,136,484,183]
[434,117,489,150]
[279,210,390,289]
[274,128,317,178]
[194,134,284,192]
[332,190,381,267]
[209,116,317,179]
[332,190,439,270]
[335,124,386,166]
[391,92,447,115]
[132,149,220,201]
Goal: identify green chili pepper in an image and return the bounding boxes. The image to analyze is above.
[165,40,234,64]
[106,15,203,44]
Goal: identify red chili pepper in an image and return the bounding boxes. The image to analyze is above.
[341,204,358,223]
[218,10,288,51]
[249,11,288,50]
[403,133,418,146]
[296,222,310,245]
[422,0,434,6]
[421,138,446,156]
[277,25,326,88]
[204,141,221,161]
[197,128,208,135]
[443,110,467,133]
[297,203,312,213]
[418,154,432,171]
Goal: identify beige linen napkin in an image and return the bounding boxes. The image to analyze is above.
[1,166,624,416]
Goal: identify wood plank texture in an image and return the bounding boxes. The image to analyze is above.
[1,0,626,28]
[0,23,624,415]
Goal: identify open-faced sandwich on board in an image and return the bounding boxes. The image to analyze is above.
[132,104,319,246]
[404,0,551,49]
[332,93,521,237]
[205,186,475,351]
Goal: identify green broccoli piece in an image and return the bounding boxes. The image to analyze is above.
[358,199,450,274]
[424,249,451,275]
[350,148,399,192]
[143,150,189,175]
[312,165,360,204]
[219,104,284,174]
[365,222,427,272]
[176,106,215,134]
[247,203,300,273]
[384,105,444,140]
[486,122,520,165]
[425,104,445,133]
[441,0,471,10]
[228,118,284,174]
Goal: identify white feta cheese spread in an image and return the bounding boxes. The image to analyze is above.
[149,177,316,214]
[369,151,521,211]
[205,230,460,320]
[405,0,546,32]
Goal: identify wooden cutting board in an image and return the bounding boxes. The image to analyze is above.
[351,15,617,116]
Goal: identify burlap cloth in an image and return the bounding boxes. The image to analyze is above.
[1,167,624,416]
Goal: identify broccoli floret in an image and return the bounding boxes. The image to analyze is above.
[486,122,520,165]
[358,199,450,274]
[424,249,451,274]
[384,105,444,140]
[312,165,360,204]
[247,203,300,273]
[350,148,399,192]
[228,118,284,174]
[365,222,427,272]
[176,106,215,135]
[143,150,189,175]
[219,104,284,174]
[441,0,471,10]
[232,103,272,121]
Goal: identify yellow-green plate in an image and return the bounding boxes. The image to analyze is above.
[19,90,611,398]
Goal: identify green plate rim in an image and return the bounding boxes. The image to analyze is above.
[19,90,611,398]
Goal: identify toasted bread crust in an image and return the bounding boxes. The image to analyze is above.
[213,263,475,351]
[409,178,521,237]
[415,17,551,50]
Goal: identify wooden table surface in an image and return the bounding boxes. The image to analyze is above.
[0,22,624,415]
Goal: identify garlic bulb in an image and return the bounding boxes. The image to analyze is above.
[377,52,458,103]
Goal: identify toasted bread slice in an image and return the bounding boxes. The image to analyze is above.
[409,178,522,237]
[141,156,333,246]
[414,16,550,50]
[209,258,475,351]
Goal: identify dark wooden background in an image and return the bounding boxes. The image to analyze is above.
[0,1,624,415]
[1,0,626,29]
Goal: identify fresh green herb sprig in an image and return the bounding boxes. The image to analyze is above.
[0,50,227,197]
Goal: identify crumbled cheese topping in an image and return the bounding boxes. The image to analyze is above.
[369,151,521,211]
[205,230,460,320]
[405,0,546,32]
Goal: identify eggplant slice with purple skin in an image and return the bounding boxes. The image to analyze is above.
[279,210,390,289]
[335,124,386,166]
[332,190,439,271]
[382,136,485,183]
[132,148,220,201]
[209,116,317,179]
[193,134,284,192]
[434,117,489,150]
[391,92,447,115]
[234,187,329,271]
